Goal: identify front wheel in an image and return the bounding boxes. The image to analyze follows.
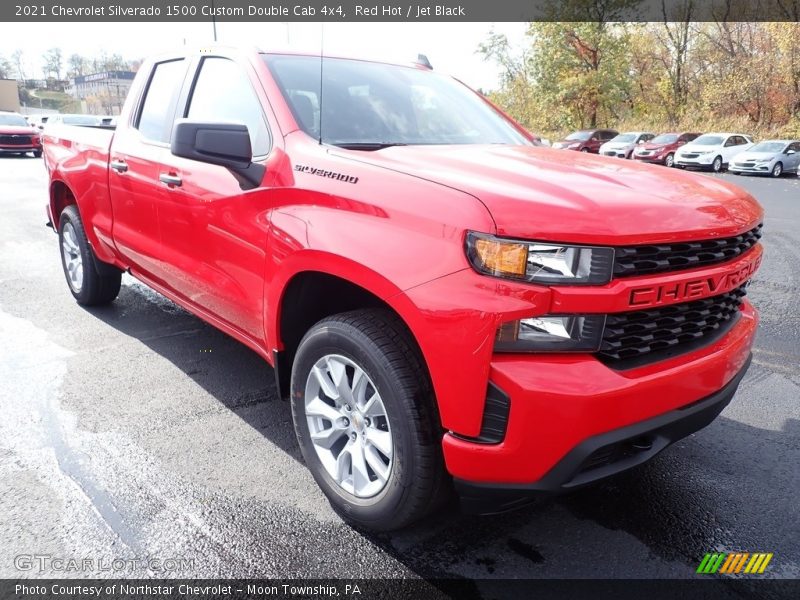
[712,156,723,173]
[58,205,122,305]
[772,162,783,178]
[32,150,42,158]
[664,153,675,168]
[290,309,448,531]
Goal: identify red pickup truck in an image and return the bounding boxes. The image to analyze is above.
[43,47,763,531]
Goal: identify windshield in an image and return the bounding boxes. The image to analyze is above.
[610,133,636,143]
[651,134,678,144]
[565,131,592,141]
[692,135,724,146]
[0,114,29,127]
[749,141,786,153]
[265,55,530,147]
[62,115,100,126]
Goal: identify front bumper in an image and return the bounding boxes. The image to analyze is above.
[633,153,665,164]
[676,155,715,168]
[0,145,40,153]
[729,163,773,174]
[456,353,751,513]
[443,299,757,500]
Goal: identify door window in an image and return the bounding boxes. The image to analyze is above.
[136,59,186,143]
[186,57,271,156]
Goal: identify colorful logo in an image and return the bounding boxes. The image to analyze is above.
[697,552,773,574]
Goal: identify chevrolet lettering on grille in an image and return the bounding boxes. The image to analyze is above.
[628,252,761,307]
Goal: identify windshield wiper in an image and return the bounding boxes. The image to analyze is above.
[334,142,408,151]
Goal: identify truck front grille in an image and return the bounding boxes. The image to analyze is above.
[598,286,747,368]
[0,134,32,146]
[613,225,761,278]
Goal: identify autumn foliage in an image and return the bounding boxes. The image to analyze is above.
[479,22,800,140]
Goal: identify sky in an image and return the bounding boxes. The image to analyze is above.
[0,22,528,91]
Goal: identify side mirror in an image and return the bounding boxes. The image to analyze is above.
[788,149,796,155]
[171,120,265,189]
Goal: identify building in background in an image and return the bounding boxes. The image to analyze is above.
[0,79,21,112]
[66,71,135,115]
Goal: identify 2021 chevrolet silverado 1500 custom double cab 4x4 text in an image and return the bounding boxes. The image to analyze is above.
[43,47,763,531]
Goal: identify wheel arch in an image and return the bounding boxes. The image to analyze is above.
[49,179,77,230]
[270,265,434,407]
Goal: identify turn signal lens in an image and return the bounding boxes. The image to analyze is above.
[471,238,528,278]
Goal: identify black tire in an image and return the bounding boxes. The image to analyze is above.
[58,205,122,305]
[712,155,723,173]
[32,150,42,158]
[771,162,783,178]
[290,308,448,531]
[580,148,590,153]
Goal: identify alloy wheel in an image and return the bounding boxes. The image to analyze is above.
[304,354,393,498]
[61,222,83,292]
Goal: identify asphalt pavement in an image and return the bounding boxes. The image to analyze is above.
[0,155,798,588]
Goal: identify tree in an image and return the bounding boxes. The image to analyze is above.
[12,49,25,81]
[43,47,63,80]
[67,53,88,78]
[0,55,13,79]
[528,21,632,128]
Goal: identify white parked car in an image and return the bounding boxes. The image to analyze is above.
[675,133,753,172]
[599,131,655,159]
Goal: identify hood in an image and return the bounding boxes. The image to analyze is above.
[336,144,762,245]
[601,141,633,150]
[553,138,585,147]
[0,125,37,135]
[678,143,719,153]
[639,142,671,151]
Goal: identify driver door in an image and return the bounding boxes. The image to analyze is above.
[154,56,275,341]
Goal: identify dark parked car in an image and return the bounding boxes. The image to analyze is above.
[632,132,702,168]
[0,111,43,158]
[552,129,618,153]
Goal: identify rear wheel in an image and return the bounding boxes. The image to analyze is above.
[290,309,448,531]
[58,205,122,305]
[771,162,783,178]
[664,153,675,168]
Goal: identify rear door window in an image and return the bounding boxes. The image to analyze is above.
[136,59,186,143]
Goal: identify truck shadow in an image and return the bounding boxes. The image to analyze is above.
[85,281,798,580]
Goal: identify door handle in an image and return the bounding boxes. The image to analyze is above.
[110,159,128,173]
[159,173,182,187]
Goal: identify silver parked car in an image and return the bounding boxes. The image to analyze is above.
[599,131,655,159]
[729,139,800,177]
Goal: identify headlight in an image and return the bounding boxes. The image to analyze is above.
[568,142,580,148]
[495,314,606,352]
[697,150,713,155]
[466,232,615,285]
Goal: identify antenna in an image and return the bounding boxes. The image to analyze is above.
[415,54,433,69]
[318,23,324,145]
[211,0,218,42]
